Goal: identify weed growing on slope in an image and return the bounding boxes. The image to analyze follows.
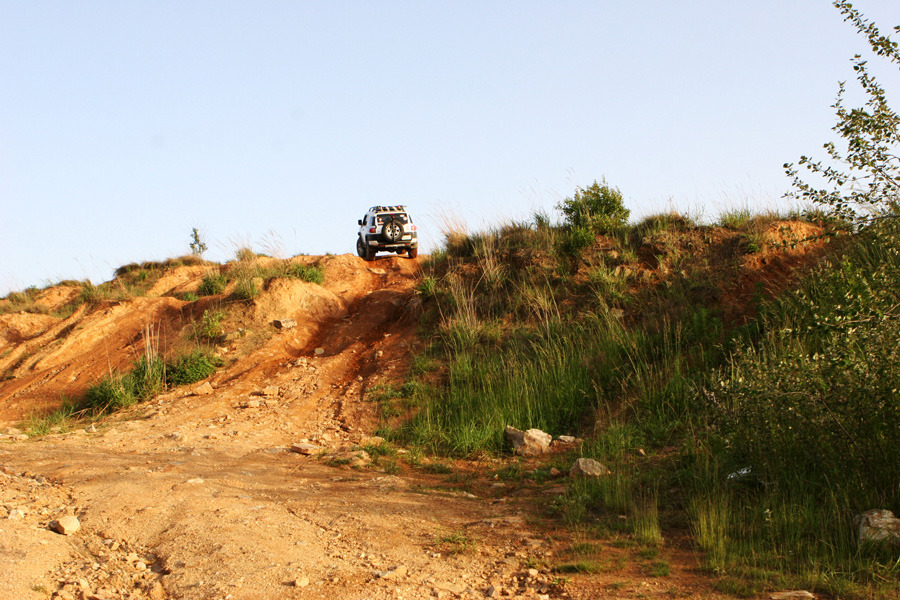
[166,349,224,386]
[193,309,225,341]
[0,287,44,315]
[198,273,228,296]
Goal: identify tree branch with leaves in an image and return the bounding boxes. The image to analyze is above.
[785,1,900,228]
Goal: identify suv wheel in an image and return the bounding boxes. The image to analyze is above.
[356,237,375,261]
[407,247,418,259]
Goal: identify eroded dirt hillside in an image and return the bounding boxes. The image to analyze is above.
[0,251,793,600]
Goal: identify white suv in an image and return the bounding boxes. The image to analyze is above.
[356,206,419,261]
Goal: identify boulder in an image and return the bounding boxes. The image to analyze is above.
[569,458,610,478]
[855,509,900,545]
[505,426,552,456]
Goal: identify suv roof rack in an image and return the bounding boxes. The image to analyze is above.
[368,205,407,213]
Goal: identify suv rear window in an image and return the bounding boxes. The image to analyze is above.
[375,213,409,225]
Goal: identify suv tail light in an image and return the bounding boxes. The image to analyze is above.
[368,227,376,233]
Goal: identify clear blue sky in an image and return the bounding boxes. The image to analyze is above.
[2,1,899,295]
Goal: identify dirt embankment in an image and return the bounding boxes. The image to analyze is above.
[0,250,807,600]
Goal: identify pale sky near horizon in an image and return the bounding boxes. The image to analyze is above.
[2,1,900,295]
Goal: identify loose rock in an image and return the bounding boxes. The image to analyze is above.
[855,509,900,545]
[273,318,297,330]
[52,515,81,535]
[291,443,322,455]
[569,458,610,478]
[505,426,552,456]
[193,382,214,396]
[376,565,408,580]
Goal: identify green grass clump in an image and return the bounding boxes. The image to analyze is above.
[166,349,223,386]
[434,531,476,555]
[198,273,228,296]
[717,208,755,230]
[231,277,260,301]
[78,355,165,416]
[553,561,602,574]
[284,263,324,284]
[0,287,44,315]
[23,398,78,436]
[255,261,325,285]
[28,347,225,425]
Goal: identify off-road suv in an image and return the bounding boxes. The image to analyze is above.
[356,205,418,261]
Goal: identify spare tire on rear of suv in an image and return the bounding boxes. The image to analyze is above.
[381,219,402,242]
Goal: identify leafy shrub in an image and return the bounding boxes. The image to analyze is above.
[198,273,227,296]
[717,317,900,496]
[417,277,438,298]
[166,350,223,386]
[557,226,594,257]
[194,309,225,341]
[557,179,630,233]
